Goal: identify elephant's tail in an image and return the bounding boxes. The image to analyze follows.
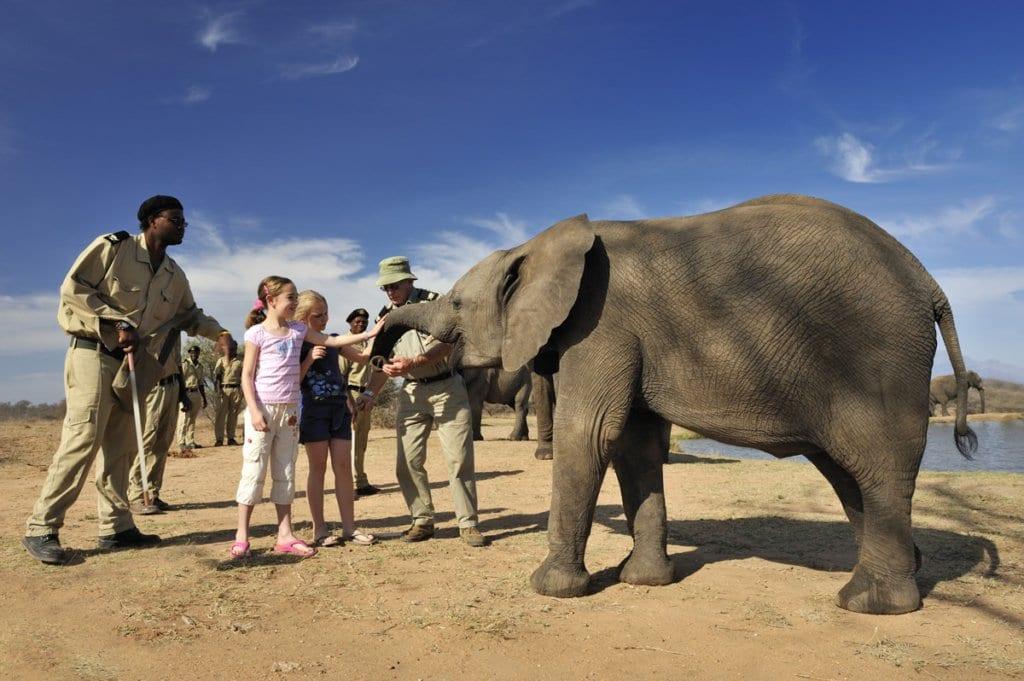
[933,285,977,459]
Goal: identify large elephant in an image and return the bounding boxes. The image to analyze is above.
[370,194,978,615]
[463,366,532,441]
[930,371,985,415]
[462,366,557,461]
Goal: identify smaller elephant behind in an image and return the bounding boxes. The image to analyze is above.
[930,371,985,416]
[463,366,532,442]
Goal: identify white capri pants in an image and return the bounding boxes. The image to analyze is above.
[236,403,299,506]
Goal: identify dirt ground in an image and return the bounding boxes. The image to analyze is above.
[1,415,1021,680]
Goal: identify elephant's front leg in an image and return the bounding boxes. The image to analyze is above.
[530,411,617,597]
[612,410,674,586]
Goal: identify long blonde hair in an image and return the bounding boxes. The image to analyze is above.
[294,289,328,326]
[244,275,294,328]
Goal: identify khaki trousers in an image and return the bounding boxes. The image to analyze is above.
[214,387,244,442]
[347,387,372,488]
[235,403,299,506]
[128,379,179,503]
[178,388,202,446]
[26,346,139,537]
[395,375,478,528]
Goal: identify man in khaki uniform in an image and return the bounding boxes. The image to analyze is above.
[213,337,244,446]
[360,257,487,547]
[339,307,379,496]
[128,340,184,514]
[23,195,229,565]
[178,344,207,451]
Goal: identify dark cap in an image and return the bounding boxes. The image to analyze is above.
[138,195,183,226]
[346,308,370,323]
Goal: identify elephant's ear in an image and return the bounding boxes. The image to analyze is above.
[500,214,595,372]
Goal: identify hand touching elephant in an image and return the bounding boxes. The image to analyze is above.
[370,194,978,615]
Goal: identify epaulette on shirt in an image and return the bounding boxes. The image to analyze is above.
[422,290,439,301]
[103,231,131,244]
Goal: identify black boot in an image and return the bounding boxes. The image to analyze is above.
[23,534,68,564]
[97,527,162,550]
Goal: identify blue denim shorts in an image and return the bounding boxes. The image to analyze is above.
[299,401,352,443]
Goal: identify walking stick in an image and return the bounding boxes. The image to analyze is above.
[127,351,152,507]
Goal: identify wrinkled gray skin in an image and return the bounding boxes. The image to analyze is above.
[930,371,985,415]
[531,371,555,460]
[463,366,533,441]
[370,195,978,615]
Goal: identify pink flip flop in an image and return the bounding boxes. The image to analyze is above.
[273,539,317,558]
[229,540,251,559]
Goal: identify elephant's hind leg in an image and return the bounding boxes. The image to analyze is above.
[829,443,923,615]
[805,452,864,548]
[612,410,674,586]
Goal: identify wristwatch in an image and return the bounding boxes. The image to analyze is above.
[361,389,375,399]
[113,321,133,332]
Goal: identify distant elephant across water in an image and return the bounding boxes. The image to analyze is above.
[930,371,985,416]
[370,194,979,616]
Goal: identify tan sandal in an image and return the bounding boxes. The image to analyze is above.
[343,530,377,546]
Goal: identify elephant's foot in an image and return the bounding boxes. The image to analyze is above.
[534,442,553,460]
[530,558,590,597]
[472,433,484,442]
[508,431,528,441]
[618,549,674,587]
[835,565,920,615]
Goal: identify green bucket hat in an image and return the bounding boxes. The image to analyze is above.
[376,256,418,287]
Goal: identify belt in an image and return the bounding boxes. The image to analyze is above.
[222,383,240,388]
[347,384,366,391]
[70,336,125,361]
[407,371,454,385]
[158,374,180,387]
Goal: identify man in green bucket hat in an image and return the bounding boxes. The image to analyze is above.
[359,256,487,547]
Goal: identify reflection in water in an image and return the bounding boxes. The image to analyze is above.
[678,420,1024,473]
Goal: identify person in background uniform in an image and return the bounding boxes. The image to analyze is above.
[339,307,380,497]
[127,338,184,515]
[359,257,487,547]
[23,195,229,565]
[214,336,244,446]
[178,344,207,451]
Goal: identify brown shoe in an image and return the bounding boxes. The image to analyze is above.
[131,502,162,515]
[402,524,435,543]
[459,526,489,547]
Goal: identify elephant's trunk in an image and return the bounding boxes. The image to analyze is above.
[978,388,986,414]
[368,299,459,365]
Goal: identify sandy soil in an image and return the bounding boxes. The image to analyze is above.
[1,415,1022,680]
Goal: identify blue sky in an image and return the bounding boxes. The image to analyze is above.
[1,0,1023,402]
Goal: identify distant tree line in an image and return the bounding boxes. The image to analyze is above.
[0,400,66,421]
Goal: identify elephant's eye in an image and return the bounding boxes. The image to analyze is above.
[450,296,461,311]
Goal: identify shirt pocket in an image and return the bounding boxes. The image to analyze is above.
[108,275,144,314]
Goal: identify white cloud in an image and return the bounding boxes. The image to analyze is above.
[599,194,646,220]
[932,265,1024,308]
[198,11,243,52]
[2,293,62,356]
[815,132,949,183]
[182,85,211,104]
[881,197,997,239]
[280,55,359,80]
[412,213,534,289]
[991,102,1024,132]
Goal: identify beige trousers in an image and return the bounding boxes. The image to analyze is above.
[128,379,179,503]
[214,387,244,442]
[348,387,372,488]
[178,388,202,447]
[235,403,299,506]
[395,375,478,528]
[26,346,139,537]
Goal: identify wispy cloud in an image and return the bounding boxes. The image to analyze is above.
[469,0,596,48]
[599,194,646,220]
[182,85,211,104]
[308,21,358,41]
[413,212,535,289]
[990,102,1024,133]
[3,293,62,355]
[881,197,997,240]
[198,10,244,52]
[280,55,359,80]
[814,132,950,183]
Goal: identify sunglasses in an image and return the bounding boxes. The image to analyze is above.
[160,214,188,227]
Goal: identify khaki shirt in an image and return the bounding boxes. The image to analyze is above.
[380,288,450,381]
[339,340,371,388]
[182,357,205,390]
[215,356,243,386]
[58,232,225,353]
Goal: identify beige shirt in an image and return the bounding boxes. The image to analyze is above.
[181,357,205,390]
[381,288,451,381]
[215,356,244,386]
[58,232,225,353]
[339,340,371,388]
